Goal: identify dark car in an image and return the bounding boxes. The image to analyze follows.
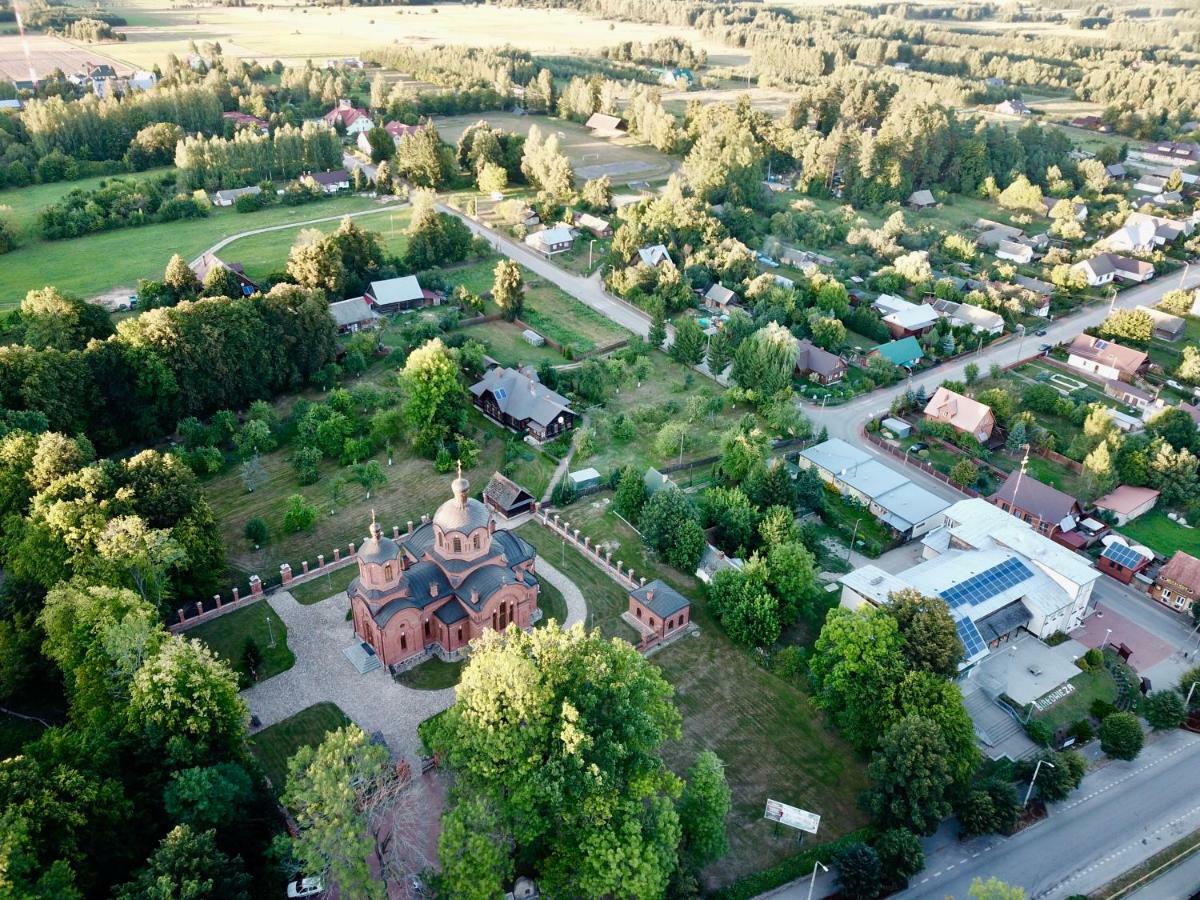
[1039,343,1053,352]
[910,441,929,452]
[1035,329,1047,336]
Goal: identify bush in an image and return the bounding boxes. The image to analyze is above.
[875,828,923,884]
[1099,712,1144,760]
[834,842,882,900]
[1090,699,1118,721]
[1069,720,1094,745]
[1144,690,1186,731]
[1083,647,1103,668]
[1025,719,1052,747]
[282,494,318,534]
[771,645,807,679]
[244,517,269,547]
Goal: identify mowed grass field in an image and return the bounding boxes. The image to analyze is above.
[249,701,351,794]
[0,165,173,241]
[529,496,869,886]
[0,195,399,308]
[435,113,678,184]
[100,2,728,68]
[0,33,131,81]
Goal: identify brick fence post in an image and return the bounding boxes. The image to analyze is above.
[280,563,292,584]
[250,575,263,596]
[317,554,325,569]
[349,542,356,556]
[392,526,400,539]
[177,609,186,624]
[301,560,309,575]
[333,548,341,562]
[214,594,222,608]
[231,587,240,603]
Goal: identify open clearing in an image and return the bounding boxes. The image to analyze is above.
[249,701,351,794]
[99,2,731,69]
[0,195,393,308]
[435,113,678,185]
[0,33,131,82]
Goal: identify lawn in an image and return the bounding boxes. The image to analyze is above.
[1120,510,1200,559]
[204,409,509,580]
[288,564,359,605]
[394,658,464,690]
[189,600,295,685]
[249,702,351,794]
[551,235,610,276]
[535,577,569,627]
[216,205,413,282]
[450,319,567,368]
[1032,663,1117,733]
[517,275,629,354]
[0,194,395,307]
[516,521,639,642]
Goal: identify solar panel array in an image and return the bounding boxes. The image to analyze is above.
[1102,542,1146,569]
[939,557,1035,609]
[956,617,988,660]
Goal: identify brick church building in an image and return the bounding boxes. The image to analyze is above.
[348,469,541,670]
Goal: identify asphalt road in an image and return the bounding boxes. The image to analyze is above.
[898,730,1200,899]
[1126,839,1200,899]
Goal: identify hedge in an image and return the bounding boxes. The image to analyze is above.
[711,827,878,900]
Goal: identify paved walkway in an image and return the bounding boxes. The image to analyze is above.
[533,556,586,628]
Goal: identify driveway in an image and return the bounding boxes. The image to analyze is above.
[242,589,454,763]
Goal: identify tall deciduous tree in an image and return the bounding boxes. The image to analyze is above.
[639,486,706,571]
[678,751,731,872]
[492,259,524,322]
[866,715,955,835]
[401,338,466,457]
[21,286,113,350]
[885,589,963,677]
[430,623,683,898]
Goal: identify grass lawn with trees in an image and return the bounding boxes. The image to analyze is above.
[1031,663,1118,733]
[288,564,360,605]
[249,702,352,794]
[0,194,395,306]
[393,658,464,690]
[189,600,295,684]
[1120,510,1200,559]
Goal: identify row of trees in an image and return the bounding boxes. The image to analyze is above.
[175,123,342,191]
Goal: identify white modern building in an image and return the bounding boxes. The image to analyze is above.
[839,498,1099,668]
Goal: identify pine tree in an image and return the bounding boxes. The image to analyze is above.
[647,312,667,350]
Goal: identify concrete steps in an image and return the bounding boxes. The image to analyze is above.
[963,685,1038,760]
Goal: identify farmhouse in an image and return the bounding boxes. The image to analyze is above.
[189,252,258,296]
[301,169,351,193]
[995,99,1032,117]
[841,498,1099,658]
[1071,253,1148,286]
[222,111,269,133]
[636,244,672,267]
[1067,335,1148,382]
[989,470,1083,540]
[348,484,541,671]
[1151,551,1200,613]
[703,283,740,311]
[995,240,1033,265]
[364,275,437,312]
[357,120,422,154]
[794,338,846,384]
[923,387,996,442]
[574,213,612,238]
[1105,212,1193,252]
[470,366,577,442]
[327,297,380,334]
[1104,379,1155,410]
[628,580,691,643]
[882,303,939,339]
[323,99,374,135]
[1069,115,1110,132]
[1094,485,1160,526]
[928,298,1004,335]
[871,336,924,369]
[524,226,575,255]
[211,185,262,207]
[585,113,627,136]
[482,472,536,519]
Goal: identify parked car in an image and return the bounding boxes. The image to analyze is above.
[1035,329,1047,336]
[287,877,324,898]
[910,441,929,453]
[1039,343,1053,352]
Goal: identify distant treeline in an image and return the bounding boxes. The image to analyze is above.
[174,124,342,191]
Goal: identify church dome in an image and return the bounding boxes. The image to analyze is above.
[433,467,491,535]
[358,514,401,564]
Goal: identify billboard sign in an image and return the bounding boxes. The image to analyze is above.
[764,799,820,834]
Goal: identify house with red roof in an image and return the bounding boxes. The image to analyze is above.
[323,99,374,136]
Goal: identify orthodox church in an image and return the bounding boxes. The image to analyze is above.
[348,468,541,670]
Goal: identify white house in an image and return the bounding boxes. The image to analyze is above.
[928,298,1004,336]
[995,99,1032,117]
[524,226,574,256]
[211,185,262,207]
[995,240,1033,264]
[636,244,671,267]
[323,100,374,136]
[1067,334,1148,382]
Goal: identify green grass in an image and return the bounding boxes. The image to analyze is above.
[1032,664,1117,733]
[216,206,413,282]
[0,195,393,307]
[188,600,295,684]
[504,446,557,501]
[450,319,567,368]
[249,702,351,794]
[517,276,629,353]
[288,564,359,605]
[0,165,174,241]
[393,658,464,690]
[536,577,569,628]
[517,521,638,641]
[1120,510,1200,559]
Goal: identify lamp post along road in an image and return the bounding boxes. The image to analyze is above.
[806,860,829,900]
[1186,681,1200,708]
[1024,758,1055,807]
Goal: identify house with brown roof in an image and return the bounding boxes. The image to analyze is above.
[190,252,259,296]
[1151,551,1200,613]
[1094,485,1160,525]
[482,472,536,518]
[703,283,740,311]
[1067,335,1148,383]
[989,470,1083,540]
[323,99,374,135]
[794,338,847,384]
[923,387,996,442]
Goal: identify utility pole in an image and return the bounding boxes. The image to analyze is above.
[845,517,862,563]
[1023,758,1055,807]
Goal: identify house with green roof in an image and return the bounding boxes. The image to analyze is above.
[871,336,924,368]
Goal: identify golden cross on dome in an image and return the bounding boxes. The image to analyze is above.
[371,508,377,525]
[456,459,463,480]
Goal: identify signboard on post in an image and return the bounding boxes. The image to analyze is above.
[764,799,820,834]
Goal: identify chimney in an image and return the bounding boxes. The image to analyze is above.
[646,589,654,601]
[429,582,438,598]
[470,589,479,605]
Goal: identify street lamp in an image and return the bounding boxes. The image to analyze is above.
[1102,628,1112,649]
[806,860,829,900]
[1023,758,1055,807]
[1186,681,1200,708]
[588,238,596,271]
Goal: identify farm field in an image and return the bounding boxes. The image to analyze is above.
[97,2,732,68]
[0,194,397,307]
[538,494,869,885]
[0,33,131,82]
[435,112,678,184]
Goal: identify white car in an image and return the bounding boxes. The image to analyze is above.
[287,877,324,898]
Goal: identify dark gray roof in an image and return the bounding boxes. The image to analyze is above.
[469,367,573,427]
[975,600,1031,640]
[630,579,689,618]
[493,530,534,566]
[990,471,1080,523]
[434,599,468,624]
[406,522,436,556]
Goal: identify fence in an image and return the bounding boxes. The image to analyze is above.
[864,429,982,498]
[537,510,638,591]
